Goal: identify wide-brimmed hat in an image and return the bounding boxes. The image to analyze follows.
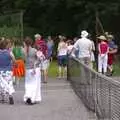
[81,30,89,38]
[34,33,41,38]
[107,34,113,39]
[97,35,107,40]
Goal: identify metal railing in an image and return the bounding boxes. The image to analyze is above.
[68,57,120,120]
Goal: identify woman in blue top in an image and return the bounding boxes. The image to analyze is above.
[0,39,16,104]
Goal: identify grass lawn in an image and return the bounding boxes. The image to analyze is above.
[48,60,120,77]
[113,63,120,76]
[48,60,58,77]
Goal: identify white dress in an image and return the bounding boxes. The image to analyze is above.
[23,47,42,103]
[24,67,41,103]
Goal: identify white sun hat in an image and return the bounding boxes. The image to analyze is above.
[81,30,89,38]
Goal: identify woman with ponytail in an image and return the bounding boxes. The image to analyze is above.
[23,37,42,105]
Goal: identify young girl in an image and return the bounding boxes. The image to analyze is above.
[12,39,25,85]
[57,37,68,79]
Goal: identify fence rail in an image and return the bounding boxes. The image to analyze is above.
[68,57,120,120]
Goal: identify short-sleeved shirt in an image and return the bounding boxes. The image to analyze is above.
[12,47,23,59]
[74,37,92,58]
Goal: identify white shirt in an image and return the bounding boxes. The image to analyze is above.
[67,45,75,57]
[58,42,67,56]
[74,37,92,58]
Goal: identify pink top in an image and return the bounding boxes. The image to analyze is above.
[99,42,109,54]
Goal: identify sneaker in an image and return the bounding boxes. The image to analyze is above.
[43,81,47,84]
[26,98,33,105]
[9,96,14,105]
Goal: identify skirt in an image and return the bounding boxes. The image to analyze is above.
[13,59,25,78]
[24,67,41,103]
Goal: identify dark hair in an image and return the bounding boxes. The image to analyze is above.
[24,37,33,47]
[0,39,8,49]
[13,37,22,46]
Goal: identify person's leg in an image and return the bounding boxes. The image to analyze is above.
[63,66,67,78]
[58,66,62,78]
[62,55,67,78]
[42,60,49,83]
[57,56,62,79]
[103,54,108,74]
[8,72,15,104]
[98,55,103,73]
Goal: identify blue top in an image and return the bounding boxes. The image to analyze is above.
[0,49,12,71]
[108,40,117,49]
[47,41,54,57]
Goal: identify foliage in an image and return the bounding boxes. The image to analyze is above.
[0,0,120,37]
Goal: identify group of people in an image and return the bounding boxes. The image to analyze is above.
[0,31,118,105]
[0,34,53,105]
[68,30,118,76]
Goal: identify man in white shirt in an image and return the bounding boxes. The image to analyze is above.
[73,30,92,67]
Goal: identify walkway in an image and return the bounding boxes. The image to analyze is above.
[0,78,97,120]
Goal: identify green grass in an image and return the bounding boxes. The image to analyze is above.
[48,60,120,77]
[113,63,120,76]
[48,60,58,77]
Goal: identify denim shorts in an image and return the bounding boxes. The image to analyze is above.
[58,55,67,67]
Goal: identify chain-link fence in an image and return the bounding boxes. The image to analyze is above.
[68,57,120,120]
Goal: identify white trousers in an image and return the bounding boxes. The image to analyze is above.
[98,54,108,73]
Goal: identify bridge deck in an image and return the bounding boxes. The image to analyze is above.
[0,78,97,120]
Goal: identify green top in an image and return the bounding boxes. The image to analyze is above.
[12,47,24,60]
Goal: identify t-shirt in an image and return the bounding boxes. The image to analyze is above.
[12,47,23,59]
[57,42,67,56]
[74,37,92,58]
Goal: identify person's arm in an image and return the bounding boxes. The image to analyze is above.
[98,43,101,55]
[10,51,16,63]
[69,41,78,56]
[92,41,95,51]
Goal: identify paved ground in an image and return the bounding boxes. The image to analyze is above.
[0,78,96,120]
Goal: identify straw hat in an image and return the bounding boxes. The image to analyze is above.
[107,34,113,39]
[97,35,107,40]
[81,30,89,38]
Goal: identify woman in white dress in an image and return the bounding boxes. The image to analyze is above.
[23,37,41,105]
